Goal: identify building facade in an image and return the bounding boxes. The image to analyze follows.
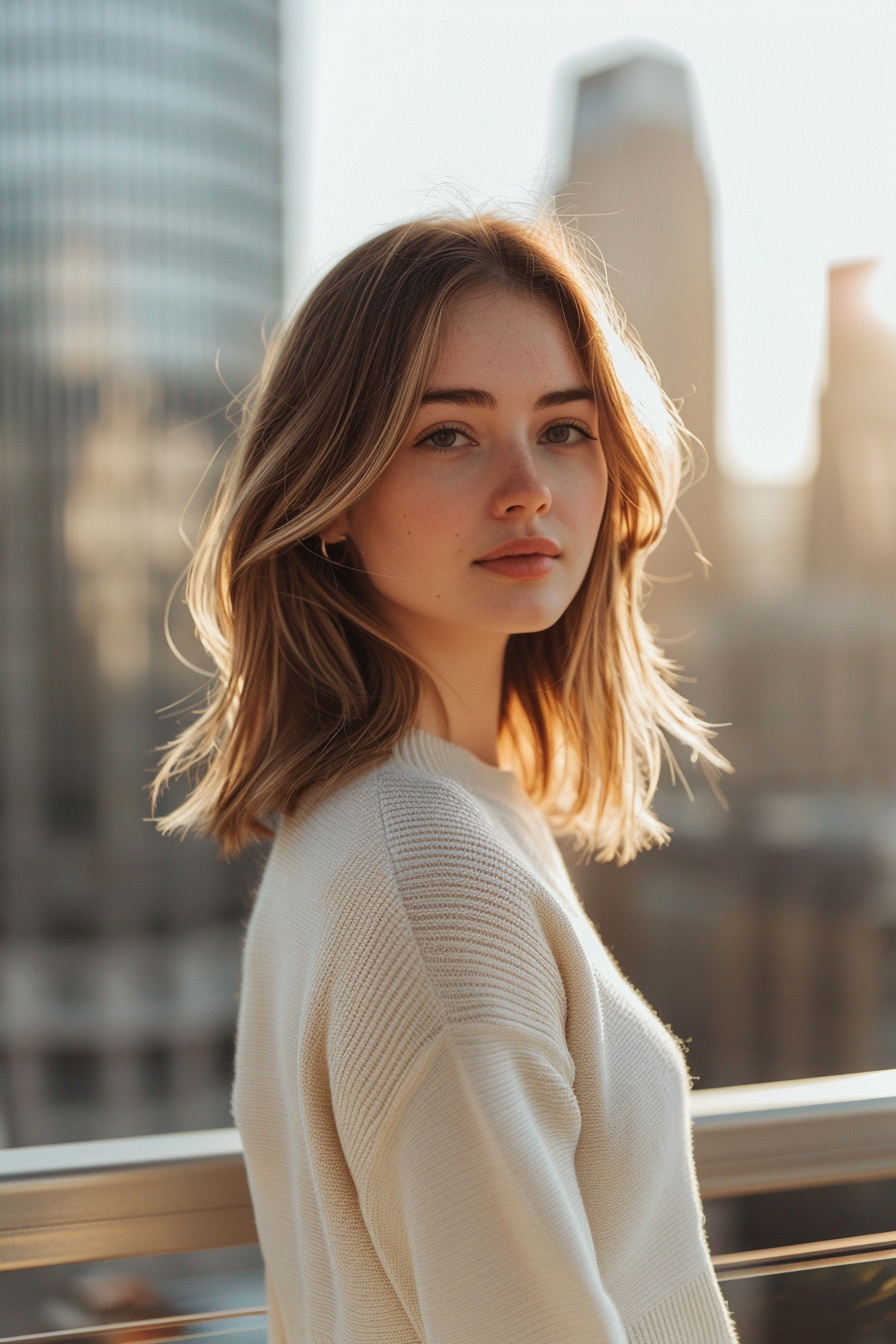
[0,0,281,1143]
[560,51,896,1096]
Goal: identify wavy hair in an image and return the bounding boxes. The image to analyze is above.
[153,211,728,862]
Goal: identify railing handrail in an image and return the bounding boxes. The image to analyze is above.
[691,1067,896,1122]
[691,1067,896,1198]
[0,1126,243,1181]
[0,1128,255,1273]
[1,1068,895,1272]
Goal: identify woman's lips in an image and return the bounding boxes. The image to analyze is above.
[474,536,560,579]
[478,553,556,578]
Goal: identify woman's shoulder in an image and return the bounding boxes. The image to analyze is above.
[325,761,572,1092]
[268,753,566,989]
[277,751,532,885]
[296,755,566,1002]
[273,754,496,863]
[374,760,568,1005]
[373,756,540,897]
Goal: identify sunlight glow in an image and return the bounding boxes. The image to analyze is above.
[285,0,896,486]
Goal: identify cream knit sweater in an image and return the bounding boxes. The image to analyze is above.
[233,730,737,1344]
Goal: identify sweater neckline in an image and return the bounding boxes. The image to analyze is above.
[393,729,531,815]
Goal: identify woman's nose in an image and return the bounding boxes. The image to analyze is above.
[491,444,552,518]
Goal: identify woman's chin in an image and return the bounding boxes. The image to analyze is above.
[489,603,568,636]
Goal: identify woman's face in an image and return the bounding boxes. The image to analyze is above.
[332,287,609,653]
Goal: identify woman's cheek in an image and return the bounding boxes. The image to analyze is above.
[565,468,607,541]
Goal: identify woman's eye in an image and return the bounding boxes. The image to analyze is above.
[541,421,592,446]
[417,426,473,451]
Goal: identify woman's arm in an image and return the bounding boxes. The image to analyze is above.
[322,772,628,1342]
[349,1022,627,1344]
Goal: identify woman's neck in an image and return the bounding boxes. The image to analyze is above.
[415,681,502,767]
[390,613,507,766]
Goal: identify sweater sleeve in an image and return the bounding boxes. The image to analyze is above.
[324,771,630,1342]
[353,1023,628,1344]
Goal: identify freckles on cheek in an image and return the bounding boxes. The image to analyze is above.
[405,509,460,554]
[374,477,469,573]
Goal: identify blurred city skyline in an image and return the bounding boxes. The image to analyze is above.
[555,64,896,1327]
[283,0,896,487]
[556,46,896,1091]
[0,10,895,1338]
[1,0,895,1152]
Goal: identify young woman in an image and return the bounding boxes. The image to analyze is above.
[155,214,737,1343]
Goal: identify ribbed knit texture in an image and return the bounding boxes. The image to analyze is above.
[233,730,738,1343]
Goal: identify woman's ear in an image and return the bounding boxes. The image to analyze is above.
[319,515,349,546]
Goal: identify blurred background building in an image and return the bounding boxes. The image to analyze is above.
[0,0,281,1144]
[561,52,896,1095]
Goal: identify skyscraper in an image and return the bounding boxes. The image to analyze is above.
[0,0,281,1143]
[560,50,896,1096]
[556,53,719,619]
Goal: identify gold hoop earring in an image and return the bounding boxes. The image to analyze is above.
[320,535,346,562]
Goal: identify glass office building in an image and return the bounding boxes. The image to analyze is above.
[0,0,281,1143]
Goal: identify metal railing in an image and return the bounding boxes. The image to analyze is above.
[0,1128,254,1273]
[1,1068,895,1336]
[691,1067,896,1197]
[3,1308,267,1344]
[691,1067,896,1281]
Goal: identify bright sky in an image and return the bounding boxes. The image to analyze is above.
[282,0,896,484]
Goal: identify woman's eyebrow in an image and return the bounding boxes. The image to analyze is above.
[534,387,595,409]
[418,386,594,409]
[419,387,494,407]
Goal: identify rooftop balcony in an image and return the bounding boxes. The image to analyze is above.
[2,1069,896,1341]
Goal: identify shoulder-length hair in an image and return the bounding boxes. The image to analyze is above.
[153,211,728,863]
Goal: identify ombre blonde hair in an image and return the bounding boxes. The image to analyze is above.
[153,212,728,863]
